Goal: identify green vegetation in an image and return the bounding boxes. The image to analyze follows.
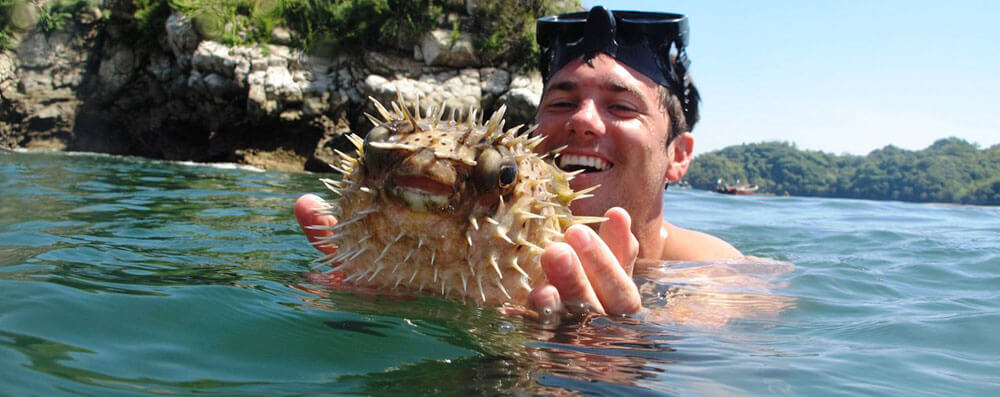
[6,0,577,66]
[1,0,28,49]
[471,1,576,69]
[126,0,578,68]
[278,0,446,54]
[2,0,105,49]
[685,138,1000,205]
[37,0,98,32]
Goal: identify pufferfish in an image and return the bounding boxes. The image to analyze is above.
[311,96,603,305]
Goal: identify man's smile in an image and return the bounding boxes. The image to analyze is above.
[557,153,613,173]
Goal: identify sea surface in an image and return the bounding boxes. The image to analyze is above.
[1,150,998,395]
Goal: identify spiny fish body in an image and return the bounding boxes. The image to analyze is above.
[312,96,600,305]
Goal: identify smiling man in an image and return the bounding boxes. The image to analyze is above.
[524,7,742,316]
[295,6,742,317]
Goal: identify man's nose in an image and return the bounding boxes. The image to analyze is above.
[566,100,605,138]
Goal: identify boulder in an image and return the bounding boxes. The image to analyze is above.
[498,71,543,127]
[191,41,235,77]
[0,52,14,84]
[165,13,199,67]
[264,66,302,104]
[419,29,478,67]
[97,46,137,94]
[17,32,52,68]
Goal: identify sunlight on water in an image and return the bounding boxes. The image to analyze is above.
[1,150,998,395]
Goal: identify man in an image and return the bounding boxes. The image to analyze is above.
[295,6,741,318]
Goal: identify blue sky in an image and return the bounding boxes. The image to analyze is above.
[581,1,1000,156]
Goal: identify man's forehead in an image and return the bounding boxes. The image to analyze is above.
[544,57,658,98]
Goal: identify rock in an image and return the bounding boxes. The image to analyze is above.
[0,52,14,83]
[98,46,137,93]
[480,67,510,96]
[419,29,479,67]
[413,45,423,62]
[191,41,234,77]
[330,90,350,109]
[186,70,206,91]
[17,32,52,68]
[250,56,268,73]
[303,94,329,116]
[246,81,277,119]
[265,44,291,68]
[264,66,301,103]
[203,73,237,99]
[46,32,75,63]
[34,103,63,121]
[247,75,267,112]
[498,71,543,127]
[271,26,292,45]
[166,13,199,67]
[19,70,53,96]
[364,51,422,76]
[364,69,482,116]
[53,66,84,89]
[77,7,102,24]
[466,0,479,15]
[146,53,174,82]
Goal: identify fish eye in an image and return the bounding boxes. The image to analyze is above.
[474,148,518,196]
[498,164,517,188]
[362,126,393,174]
[363,125,391,149]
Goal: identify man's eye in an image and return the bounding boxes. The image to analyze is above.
[610,104,638,113]
[549,101,575,108]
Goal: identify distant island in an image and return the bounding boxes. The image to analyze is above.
[684,138,1000,206]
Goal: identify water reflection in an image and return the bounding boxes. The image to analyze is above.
[638,258,797,327]
[1,152,803,394]
[292,257,796,394]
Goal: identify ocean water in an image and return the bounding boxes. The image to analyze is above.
[1,150,998,395]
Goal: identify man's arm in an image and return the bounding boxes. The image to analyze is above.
[660,223,743,261]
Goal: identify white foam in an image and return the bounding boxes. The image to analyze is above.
[7,149,266,172]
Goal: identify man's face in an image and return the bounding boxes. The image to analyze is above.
[535,54,679,222]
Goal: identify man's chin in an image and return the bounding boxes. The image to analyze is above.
[569,169,611,192]
[568,171,614,217]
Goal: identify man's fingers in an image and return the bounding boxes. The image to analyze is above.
[564,224,642,315]
[294,194,338,255]
[540,242,606,315]
[528,284,562,322]
[598,207,639,275]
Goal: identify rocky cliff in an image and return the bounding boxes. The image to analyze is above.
[0,2,547,172]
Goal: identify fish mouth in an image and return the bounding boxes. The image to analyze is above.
[556,153,613,173]
[388,174,454,212]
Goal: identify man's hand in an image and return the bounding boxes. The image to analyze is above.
[295,194,337,255]
[529,207,642,316]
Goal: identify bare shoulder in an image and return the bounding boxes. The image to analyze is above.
[660,221,743,261]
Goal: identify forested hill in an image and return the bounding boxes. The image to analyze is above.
[684,138,1000,205]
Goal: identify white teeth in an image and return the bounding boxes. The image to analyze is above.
[399,189,449,211]
[558,154,611,170]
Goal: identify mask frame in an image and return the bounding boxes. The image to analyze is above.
[537,6,700,128]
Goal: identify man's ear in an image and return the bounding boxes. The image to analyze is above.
[665,132,694,182]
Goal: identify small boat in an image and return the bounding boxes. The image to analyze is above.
[715,179,759,195]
